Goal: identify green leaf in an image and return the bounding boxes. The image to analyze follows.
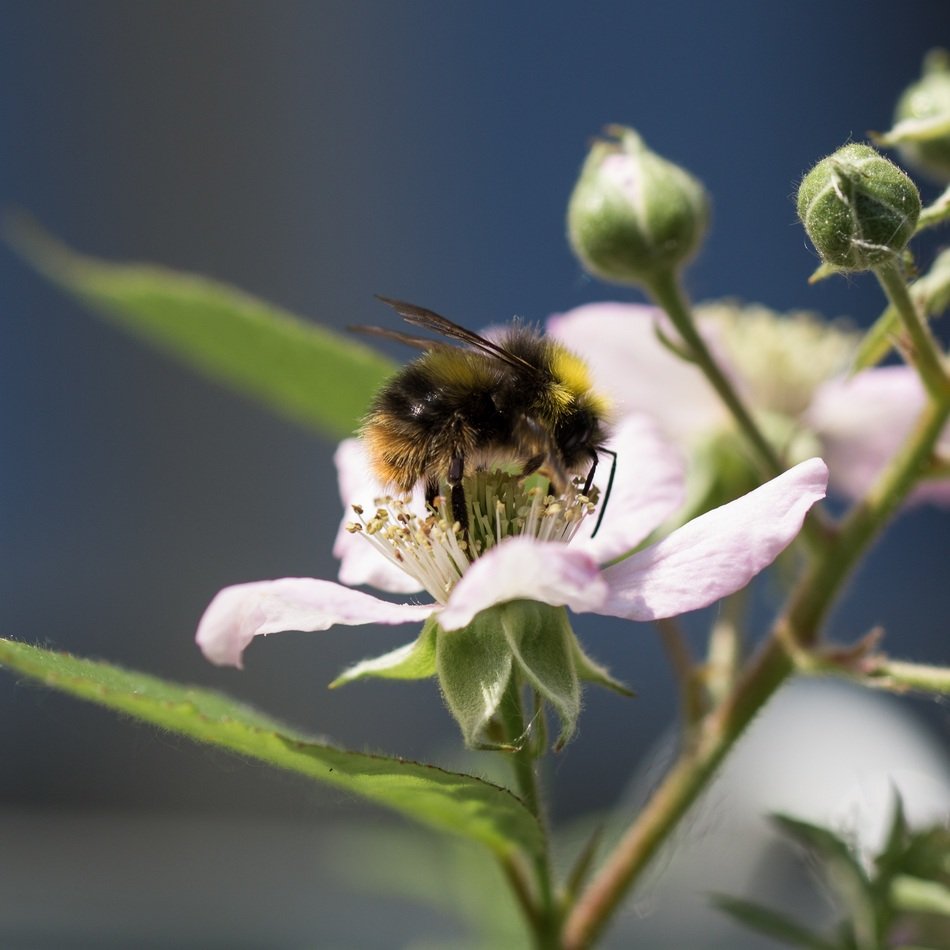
[890,875,950,917]
[773,814,879,947]
[7,218,396,438]
[712,895,843,949]
[876,115,950,148]
[0,637,542,858]
[901,825,950,881]
[874,794,910,884]
[563,824,605,904]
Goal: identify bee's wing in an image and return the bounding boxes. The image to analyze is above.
[348,324,444,351]
[375,295,536,372]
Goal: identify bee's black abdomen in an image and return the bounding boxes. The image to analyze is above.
[364,353,516,490]
[360,313,610,503]
[376,363,444,425]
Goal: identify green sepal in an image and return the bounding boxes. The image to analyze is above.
[330,617,439,687]
[6,218,395,438]
[884,49,950,182]
[571,637,634,697]
[498,602,581,751]
[807,261,846,284]
[435,602,590,750]
[916,183,950,232]
[0,636,544,857]
[436,609,514,749]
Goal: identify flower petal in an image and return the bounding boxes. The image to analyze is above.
[571,414,686,563]
[547,302,730,442]
[807,366,950,505]
[599,458,828,621]
[332,438,426,593]
[196,577,437,668]
[437,537,606,631]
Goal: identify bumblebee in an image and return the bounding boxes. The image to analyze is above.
[356,297,615,537]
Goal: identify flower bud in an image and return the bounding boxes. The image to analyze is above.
[797,144,921,271]
[567,126,710,287]
[890,49,950,182]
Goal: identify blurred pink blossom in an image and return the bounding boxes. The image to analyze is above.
[547,302,949,504]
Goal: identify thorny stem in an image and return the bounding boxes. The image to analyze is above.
[562,387,950,949]
[655,617,705,728]
[498,675,560,948]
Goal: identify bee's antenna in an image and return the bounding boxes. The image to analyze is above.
[589,448,616,539]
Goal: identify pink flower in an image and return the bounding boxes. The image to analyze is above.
[547,302,949,505]
[806,366,950,505]
[197,415,827,670]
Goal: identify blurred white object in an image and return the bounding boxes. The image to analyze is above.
[610,677,950,947]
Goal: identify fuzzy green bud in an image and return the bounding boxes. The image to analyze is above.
[797,144,921,271]
[567,126,710,288]
[891,49,950,182]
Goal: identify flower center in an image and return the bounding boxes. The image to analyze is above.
[346,471,598,603]
[698,302,860,417]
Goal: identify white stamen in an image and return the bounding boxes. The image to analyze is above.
[346,471,598,603]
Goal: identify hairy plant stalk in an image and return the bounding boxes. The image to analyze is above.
[499,676,561,948]
[561,358,950,948]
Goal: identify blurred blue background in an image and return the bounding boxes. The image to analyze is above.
[1,1,948,946]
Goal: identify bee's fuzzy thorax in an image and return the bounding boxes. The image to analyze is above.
[357,300,614,511]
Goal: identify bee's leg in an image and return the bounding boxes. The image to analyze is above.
[447,452,469,539]
[583,450,598,495]
[521,454,545,477]
[589,447,617,539]
[424,478,440,512]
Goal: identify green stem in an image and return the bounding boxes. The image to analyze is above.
[499,677,560,948]
[875,259,949,401]
[499,854,544,934]
[655,617,705,728]
[646,269,785,478]
[562,393,950,950]
[914,183,950,233]
[863,658,950,695]
[705,589,747,705]
[645,268,833,554]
